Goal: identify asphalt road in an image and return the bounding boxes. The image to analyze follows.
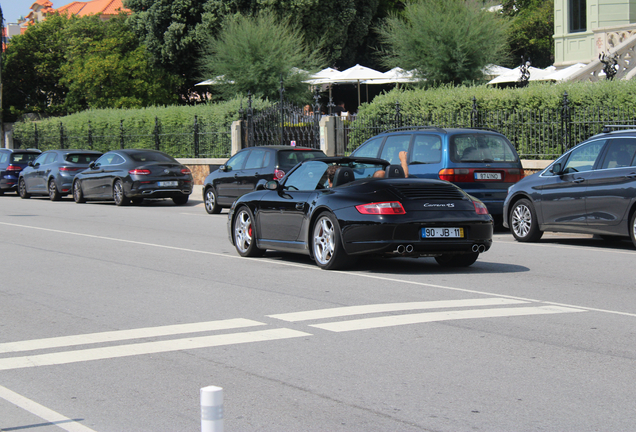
[1,190,636,432]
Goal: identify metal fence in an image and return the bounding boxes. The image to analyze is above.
[13,116,232,158]
[339,92,636,159]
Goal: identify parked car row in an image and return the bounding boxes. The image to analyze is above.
[1,148,193,206]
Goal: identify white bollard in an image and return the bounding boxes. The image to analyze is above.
[201,385,223,432]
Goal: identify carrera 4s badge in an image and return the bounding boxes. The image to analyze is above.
[423,203,455,208]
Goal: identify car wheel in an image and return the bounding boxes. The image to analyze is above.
[630,211,636,249]
[18,178,30,199]
[435,252,479,267]
[113,180,130,206]
[233,206,265,257]
[48,179,61,201]
[311,212,352,270]
[73,180,86,203]
[172,195,189,205]
[510,198,543,242]
[204,187,222,214]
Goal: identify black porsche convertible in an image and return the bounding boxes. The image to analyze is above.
[227,157,494,270]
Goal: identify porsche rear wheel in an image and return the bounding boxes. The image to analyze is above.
[233,206,265,257]
[311,212,352,270]
[435,252,479,267]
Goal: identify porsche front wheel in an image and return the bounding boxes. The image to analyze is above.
[311,212,352,270]
[233,207,265,257]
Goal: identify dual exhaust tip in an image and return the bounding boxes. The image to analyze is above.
[394,243,485,254]
[472,244,486,253]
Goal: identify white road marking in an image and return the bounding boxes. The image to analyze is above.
[0,318,264,354]
[269,298,529,322]
[0,384,97,432]
[311,305,586,332]
[0,329,311,371]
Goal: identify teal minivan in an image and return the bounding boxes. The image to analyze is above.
[351,126,524,217]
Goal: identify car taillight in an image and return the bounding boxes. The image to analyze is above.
[356,201,406,215]
[129,169,151,175]
[505,168,525,183]
[181,168,191,175]
[473,201,489,215]
[6,165,22,172]
[59,166,81,172]
[438,168,472,182]
[274,169,285,180]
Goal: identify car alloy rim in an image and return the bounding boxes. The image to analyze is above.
[313,216,335,265]
[19,179,26,196]
[114,181,124,203]
[205,189,215,212]
[73,182,81,200]
[234,210,253,253]
[512,204,531,238]
[49,181,56,198]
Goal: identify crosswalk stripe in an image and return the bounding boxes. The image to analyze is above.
[0,318,265,354]
[310,305,586,332]
[0,328,311,371]
[268,298,529,322]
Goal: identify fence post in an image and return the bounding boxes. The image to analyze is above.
[34,123,39,149]
[88,120,93,149]
[59,122,65,149]
[313,87,321,149]
[279,74,285,146]
[154,116,160,151]
[561,91,571,154]
[120,120,125,149]
[194,115,200,157]
[394,100,402,129]
[247,92,254,148]
[471,96,478,128]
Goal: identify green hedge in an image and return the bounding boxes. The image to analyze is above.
[13,97,273,158]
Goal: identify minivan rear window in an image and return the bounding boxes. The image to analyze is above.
[450,134,518,163]
[278,150,325,172]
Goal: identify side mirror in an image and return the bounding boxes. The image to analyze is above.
[89,161,96,169]
[550,162,563,175]
[28,161,34,167]
[220,165,231,172]
[265,180,279,191]
[255,179,267,191]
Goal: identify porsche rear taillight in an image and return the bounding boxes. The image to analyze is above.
[129,169,151,175]
[356,201,406,215]
[473,201,489,215]
[274,169,285,180]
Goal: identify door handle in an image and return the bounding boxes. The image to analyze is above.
[573,177,585,183]
[626,172,636,179]
[295,203,304,210]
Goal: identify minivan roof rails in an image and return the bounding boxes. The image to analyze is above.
[383,126,447,133]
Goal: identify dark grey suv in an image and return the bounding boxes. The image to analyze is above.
[203,146,326,214]
[18,149,103,200]
[504,126,636,247]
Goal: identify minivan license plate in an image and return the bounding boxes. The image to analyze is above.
[475,172,502,180]
[422,227,464,238]
[158,181,178,187]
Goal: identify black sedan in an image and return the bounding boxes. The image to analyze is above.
[227,157,493,270]
[72,149,193,206]
[18,149,102,200]
[504,126,636,247]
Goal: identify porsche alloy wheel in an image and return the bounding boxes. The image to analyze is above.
[312,212,351,270]
[510,199,543,242]
[233,207,264,257]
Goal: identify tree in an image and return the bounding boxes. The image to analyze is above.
[377,0,510,85]
[60,15,179,111]
[502,0,554,68]
[198,11,324,103]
